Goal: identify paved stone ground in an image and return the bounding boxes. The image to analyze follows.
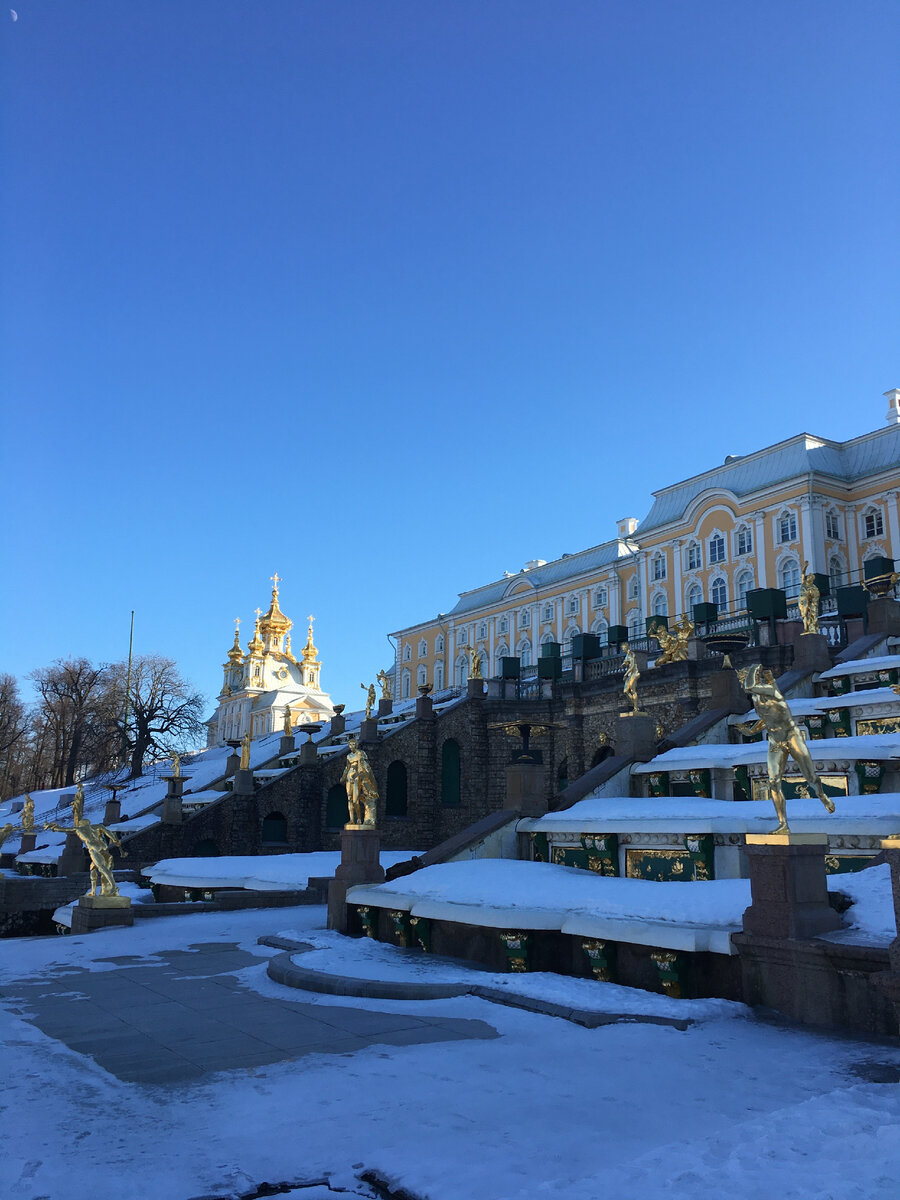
[0,941,498,1085]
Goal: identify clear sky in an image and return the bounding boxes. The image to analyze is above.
[1,1,898,718]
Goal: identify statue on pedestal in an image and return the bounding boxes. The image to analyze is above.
[735,664,835,833]
[171,752,181,779]
[44,785,128,897]
[0,822,16,848]
[239,732,251,770]
[283,705,294,736]
[649,616,694,665]
[376,670,392,702]
[468,644,483,679]
[798,562,820,635]
[21,794,34,832]
[361,682,376,719]
[622,644,641,715]
[341,734,378,826]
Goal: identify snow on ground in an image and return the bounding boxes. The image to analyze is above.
[1,904,899,1200]
[142,850,420,891]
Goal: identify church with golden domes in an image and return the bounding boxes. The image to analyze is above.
[205,575,334,746]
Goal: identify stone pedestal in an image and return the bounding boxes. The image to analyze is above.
[18,832,36,855]
[327,826,385,932]
[485,680,502,699]
[330,712,346,737]
[504,762,548,817]
[709,666,749,714]
[57,831,86,876]
[377,698,393,718]
[467,678,485,699]
[70,893,134,934]
[615,712,657,761]
[279,734,296,756]
[103,798,121,825]
[871,841,900,1019]
[225,751,241,778]
[867,596,900,636]
[300,738,318,765]
[359,717,379,743]
[741,835,843,939]
[161,775,189,825]
[231,768,255,796]
[794,632,831,673]
[415,694,434,719]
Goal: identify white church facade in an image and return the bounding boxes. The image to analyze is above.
[206,576,334,746]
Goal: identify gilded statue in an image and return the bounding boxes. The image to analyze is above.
[649,615,694,666]
[468,644,483,680]
[0,822,16,847]
[44,785,128,897]
[735,663,835,833]
[21,794,35,832]
[361,682,376,719]
[283,704,294,736]
[171,752,181,779]
[341,734,379,826]
[798,562,820,635]
[376,669,392,702]
[240,732,251,770]
[622,643,641,715]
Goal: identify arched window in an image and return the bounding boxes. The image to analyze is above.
[540,632,555,645]
[440,739,461,806]
[543,602,555,622]
[592,618,609,644]
[418,639,427,658]
[627,576,640,600]
[435,634,444,653]
[779,558,801,597]
[825,510,841,540]
[777,510,798,543]
[326,784,349,829]
[455,653,468,687]
[735,525,753,556]
[736,569,755,610]
[434,662,444,690]
[457,628,467,646]
[651,553,666,581]
[403,644,412,662]
[498,616,509,634]
[687,583,703,612]
[495,643,510,660]
[519,609,531,627]
[686,542,701,570]
[261,811,287,844]
[517,639,532,668]
[863,506,884,539]
[710,576,728,610]
[417,665,427,688]
[652,593,668,617]
[401,669,411,699]
[385,761,408,818]
[594,586,608,607]
[478,622,487,639]
[628,611,643,639]
[829,556,845,591]
[567,595,580,614]
[708,534,726,564]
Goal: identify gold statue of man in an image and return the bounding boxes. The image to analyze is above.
[44,785,127,897]
[240,732,251,770]
[283,705,293,736]
[0,822,16,848]
[735,663,835,833]
[21,794,35,832]
[361,682,376,719]
[622,643,641,714]
[341,734,379,826]
[171,752,181,779]
[649,615,694,665]
[376,669,392,702]
[468,644,483,680]
[798,562,820,635]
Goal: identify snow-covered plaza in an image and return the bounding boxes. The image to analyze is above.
[2,901,899,1200]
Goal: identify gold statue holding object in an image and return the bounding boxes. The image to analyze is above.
[468,644,483,680]
[22,794,35,832]
[283,705,294,736]
[44,785,128,897]
[622,643,641,715]
[361,682,376,719]
[0,822,16,848]
[239,732,251,770]
[341,734,379,826]
[649,615,694,665]
[376,669,392,701]
[735,663,835,833]
[798,562,820,635]
[171,752,181,778]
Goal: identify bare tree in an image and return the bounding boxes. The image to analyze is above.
[109,655,206,778]
[0,673,29,798]
[28,658,111,788]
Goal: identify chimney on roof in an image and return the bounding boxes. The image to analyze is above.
[884,388,900,426]
[617,517,638,538]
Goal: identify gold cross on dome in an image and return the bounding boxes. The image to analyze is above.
[307,614,315,625]
[270,572,282,590]
[254,607,262,621]
[234,617,241,630]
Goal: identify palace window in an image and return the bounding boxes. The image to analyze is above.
[418,639,427,658]
[863,507,884,539]
[457,629,467,645]
[627,576,640,600]
[825,511,841,540]
[710,577,728,610]
[778,511,798,543]
[652,593,668,617]
[687,583,703,612]
[543,602,555,622]
[735,525,752,556]
[779,558,801,597]
[417,665,427,688]
[592,619,609,645]
[687,542,701,570]
[436,635,444,653]
[736,569,755,610]
[651,554,666,581]
[829,556,845,591]
[627,611,643,639]
[478,622,487,639]
[518,640,532,668]
[520,609,530,627]
[708,534,726,564]
[403,644,412,662]
[401,670,411,699]
[499,617,509,634]
[496,643,510,660]
[434,662,444,690]
[567,596,579,614]
[594,587,608,607]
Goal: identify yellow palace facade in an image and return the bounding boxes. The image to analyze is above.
[390,394,900,699]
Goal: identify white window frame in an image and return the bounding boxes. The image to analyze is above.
[708,533,726,565]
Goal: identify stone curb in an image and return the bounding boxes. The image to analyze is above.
[258,937,692,1030]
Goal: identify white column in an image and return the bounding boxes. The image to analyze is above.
[800,494,826,572]
[609,571,620,627]
[489,618,495,676]
[886,490,900,560]
[846,506,860,584]
[753,511,768,588]
[638,554,648,626]
[672,540,683,615]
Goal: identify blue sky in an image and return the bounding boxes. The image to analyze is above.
[1,1,898,716]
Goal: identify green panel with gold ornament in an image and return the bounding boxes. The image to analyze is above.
[683,834,715,880]
[582,938,617,982]
[409,915,431,952]
[854,761,884,795]
[831,676,851,696]
[581,833,619,876]
[874,668,899,688]
[689,768,711,798]
[356,905,376,939]
[531,832,549,863]
[498,930,531,972]
[551,844,589,870]
[751,773,848,803]
[825,707,852,737]
[625,848,693,880]
[650,949,687,998]
[647,771,670,798]
[389,909,412,947]
[733,764,751,802]
[825,854,875,876]
[804,714,829,740]
[857,715,900,736]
